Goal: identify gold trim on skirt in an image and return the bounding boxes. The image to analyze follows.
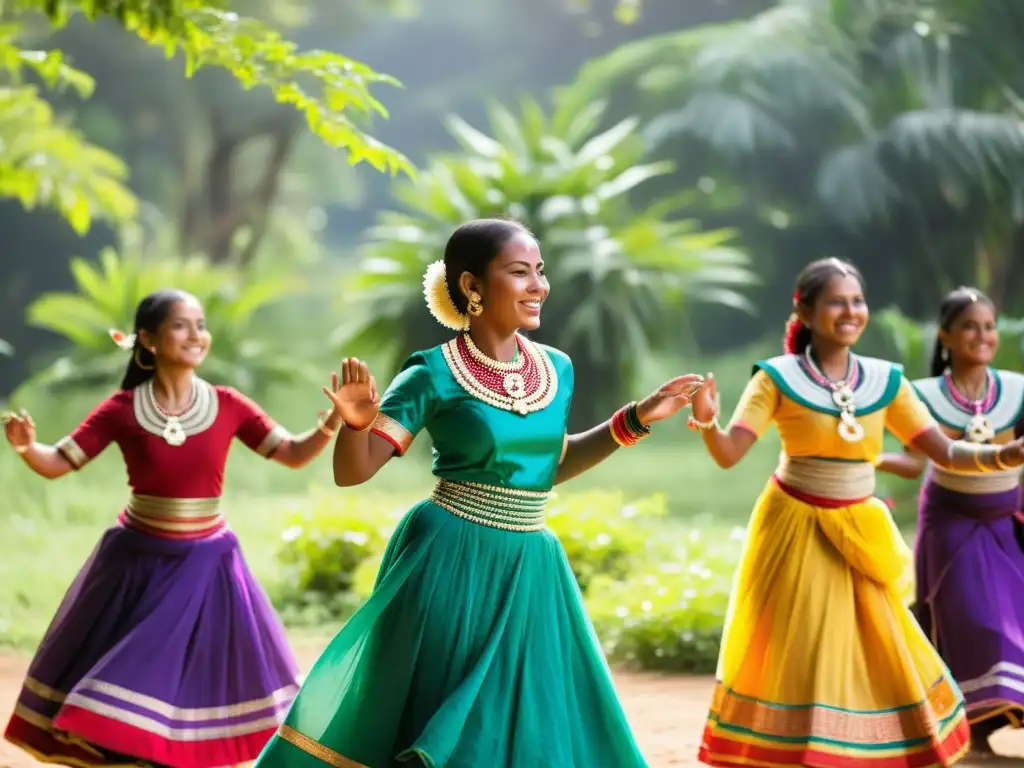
[278,726,368,768]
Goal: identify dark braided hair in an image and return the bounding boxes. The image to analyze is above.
[783,258,864,355]
[929,286,996,377]
[120,289,193,390]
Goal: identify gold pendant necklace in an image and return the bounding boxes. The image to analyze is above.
[804,347,864,443]
[148,381,195,447]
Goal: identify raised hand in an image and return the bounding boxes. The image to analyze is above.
[635,374,705,426]
[691,372,719,424]
[322,358,380,431]
[3,408,36,451]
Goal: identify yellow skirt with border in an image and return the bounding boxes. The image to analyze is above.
[698,478,970,767]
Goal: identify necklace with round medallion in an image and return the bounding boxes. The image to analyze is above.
[802,347,864,442]
[135,377,218,446]
[944,369,996,444]
[149,383,194,446]
[444,333,557,415]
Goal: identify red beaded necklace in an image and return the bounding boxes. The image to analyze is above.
[443,333,557,415]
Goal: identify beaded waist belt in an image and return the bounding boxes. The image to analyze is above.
[122,493,225,539]
[774,455,876,501]
[931,464,1021,495]
[429,479,550,532]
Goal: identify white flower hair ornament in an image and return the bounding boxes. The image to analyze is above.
[109,328,137,351]
[423,260,469,331]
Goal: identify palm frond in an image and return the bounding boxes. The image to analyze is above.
[644,92,797,155]
[883,109,1024,185]
[816,140,902,227]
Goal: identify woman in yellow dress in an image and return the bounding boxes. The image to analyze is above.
[689,257,1024,767]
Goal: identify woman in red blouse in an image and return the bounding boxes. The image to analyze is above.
[2,288,347,768]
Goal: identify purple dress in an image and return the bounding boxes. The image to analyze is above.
[912,370,1024,727]
[3,380,301,767]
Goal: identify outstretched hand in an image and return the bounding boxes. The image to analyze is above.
[2,408,35,450]
[322,358,380,431]
[690,373,719,424]
[635,374,705,426]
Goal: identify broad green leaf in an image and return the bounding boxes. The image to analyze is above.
[444,115,505,159]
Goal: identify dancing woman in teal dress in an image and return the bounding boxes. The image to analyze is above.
[255,218,705,768]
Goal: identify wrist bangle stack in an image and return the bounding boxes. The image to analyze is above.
[610,402,651,447]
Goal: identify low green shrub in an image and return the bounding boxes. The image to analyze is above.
[545,490,667,593]
[585,523,746,673]
[276,489,672,617]
[273,488,406,626]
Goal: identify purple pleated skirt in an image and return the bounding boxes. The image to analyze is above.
[3,524,300,767]
[914,474,1024,726]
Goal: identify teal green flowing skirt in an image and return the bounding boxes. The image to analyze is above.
[255,499,648,767]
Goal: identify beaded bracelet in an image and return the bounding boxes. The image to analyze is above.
[610,402,651,447]
[687,391,721,432]
[316,411,337,438]
[687,414,719,432]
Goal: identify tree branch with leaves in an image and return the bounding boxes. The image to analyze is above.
[0,0,414,237]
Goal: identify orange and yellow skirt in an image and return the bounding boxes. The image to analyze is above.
[698,478,970,767]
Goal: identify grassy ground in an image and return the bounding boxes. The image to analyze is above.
[0,340,921,650]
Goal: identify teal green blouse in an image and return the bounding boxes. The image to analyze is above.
[371,341,574,492]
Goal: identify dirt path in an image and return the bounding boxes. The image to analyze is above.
[0,643,1021,767]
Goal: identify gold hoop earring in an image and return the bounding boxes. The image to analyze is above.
[134,347,156,371]
[467,293,483,317]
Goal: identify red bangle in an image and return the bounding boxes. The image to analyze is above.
[620,409,638,443]
[609,409,634,446]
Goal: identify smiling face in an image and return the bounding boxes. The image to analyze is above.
[461,231,549,333]
[139,295,211,370]
[798,273,869,349]
[940,300,998,369]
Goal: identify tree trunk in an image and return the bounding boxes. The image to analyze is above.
[180,108,301,265]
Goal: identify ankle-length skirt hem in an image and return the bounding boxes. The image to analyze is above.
[255,499,648,768]
[698,480,970,768]
[913,479,1024,730]
[698,678,969,767]
[3,524,300,768]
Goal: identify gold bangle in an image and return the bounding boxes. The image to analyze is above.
[973,448,992,473]
[995,449,1013,472]
[318,423,337,438]
[345,410,379,433]
[14,444,29,455]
